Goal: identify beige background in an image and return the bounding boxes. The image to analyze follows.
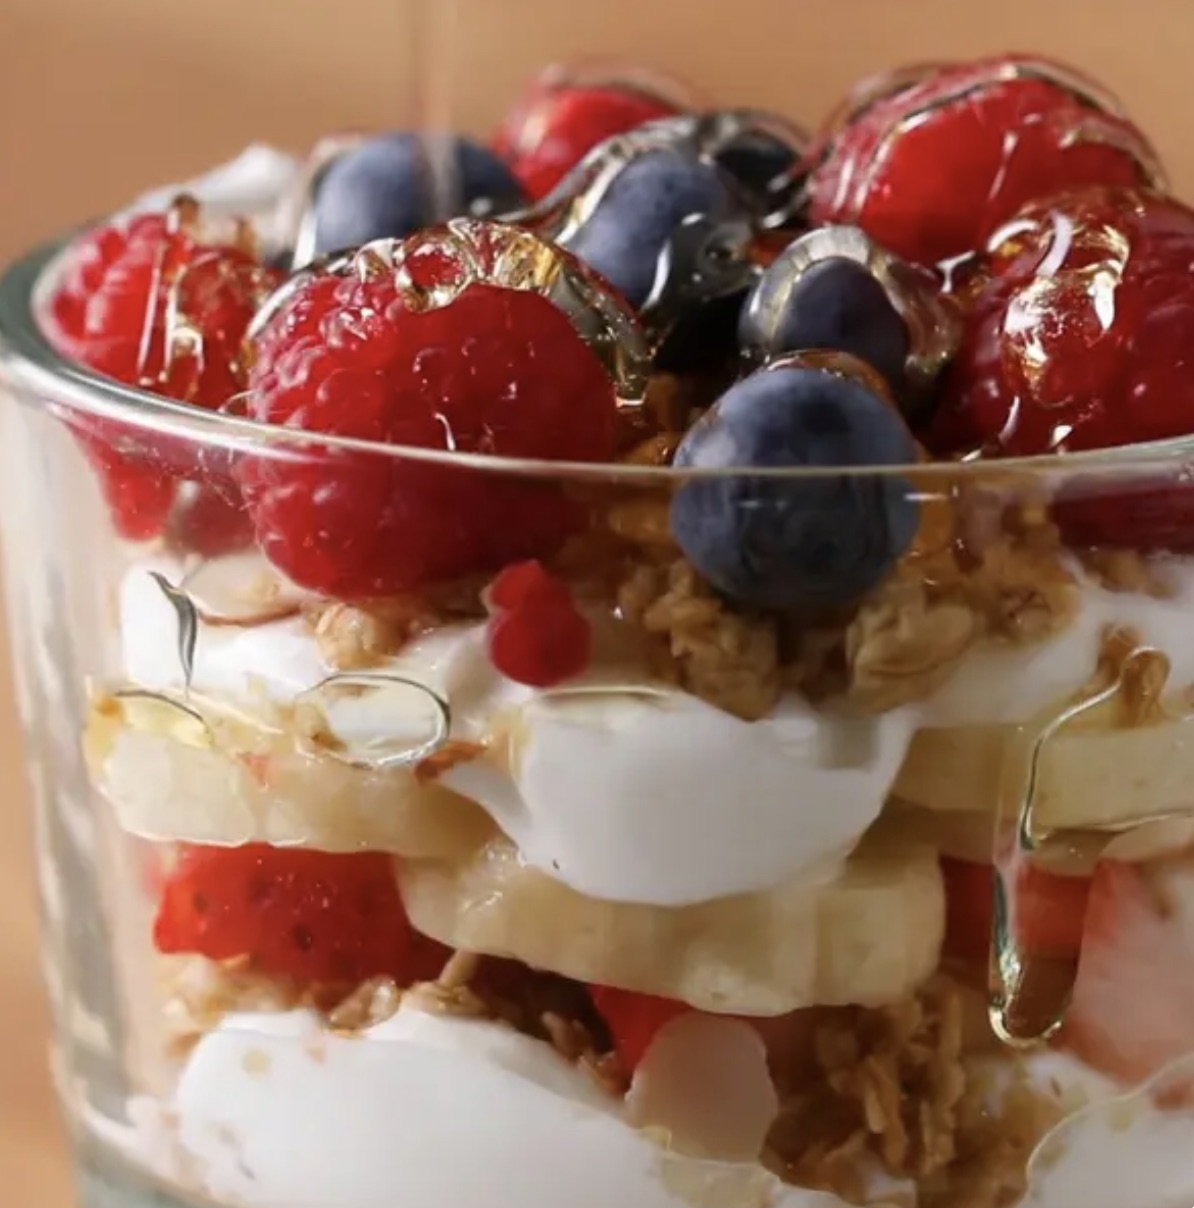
[0,0,1191,1200]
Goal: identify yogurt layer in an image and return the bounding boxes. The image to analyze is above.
[113,558,914,906]
[96,1005,854,1208]
[919,561,1194,728]
[129,144,302,252]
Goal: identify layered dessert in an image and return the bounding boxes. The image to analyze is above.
[28,52,1194,1208]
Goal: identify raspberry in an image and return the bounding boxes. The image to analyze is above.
[494,78,682,200]
[808,55,1158,265]
[240,251,621,599]
[153,843,448,988]
[931,187,1194,551]
[485,561,591,687]
[163,484,255,558]
[45,207,280,542]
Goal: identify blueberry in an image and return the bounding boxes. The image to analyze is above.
[714,131,802,215]
[739,256,911,389]
[561,148,739,310]
[654,288,747,375]
[311,133,524,255]
[670,367,919,608]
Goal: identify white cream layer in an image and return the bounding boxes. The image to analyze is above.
[90,1003,1194,1208]
[116,559,914,906]
[96,1005,852,1208]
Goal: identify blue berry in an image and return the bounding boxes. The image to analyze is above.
[715,132,802,215]
[312,134,524,255]
[739,256,910,389]
[561,148,740,310]
[670,366,919,608]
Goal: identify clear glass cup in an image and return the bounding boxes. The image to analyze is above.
[5,7,1194,1208]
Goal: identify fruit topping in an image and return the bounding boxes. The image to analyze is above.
[485,561,592,687]
[941,856,1092,964]
[153,843,448,987]
[44,205,280,541]
[1066,857,1194,1084]
[305,133,524,259]
[588,983,691,1071]
[739,225,960,414]
[743,255,909,385]
[240,221,648,598]
[493,65,687,200]
[550,128,755,317]
[669,363,919,608]
[807,54,1162,265]
[514,112,813,347]
[931,186,1194,550]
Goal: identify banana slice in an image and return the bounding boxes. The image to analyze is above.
[891,718,1194,866]
[399,832,944,1015]
[85,696,492,859]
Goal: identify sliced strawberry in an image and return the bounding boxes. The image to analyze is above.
[1066,859,1194,1085]
[153,843,448,988]
[588,984,692,1071]
[941,856,1092,963]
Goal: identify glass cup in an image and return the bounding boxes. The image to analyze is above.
[5,7,1194,1208]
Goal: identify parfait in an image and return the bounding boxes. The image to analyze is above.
[5,49,1194,1208]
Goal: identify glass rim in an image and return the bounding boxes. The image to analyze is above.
[4,235,1194,484]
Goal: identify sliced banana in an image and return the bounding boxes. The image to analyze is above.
[399,832,944,1016]
[85,697,492,859]
[891,716,1194,867]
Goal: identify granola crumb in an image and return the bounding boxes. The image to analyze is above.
[838,492,1078,712]
[1079,549,1179,598]
[617,559,781,720]
[846,579,979,712]
[308,600,420,669]
[765,979,1058,1208]
[327,977,404,1033]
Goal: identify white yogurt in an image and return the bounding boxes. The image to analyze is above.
[116,559,914,906]
[98,1005,852,1208]
[1016,1053,1194,1208]
[128,144,301,251]
[443,687,916,905]
[920,564,1194,728]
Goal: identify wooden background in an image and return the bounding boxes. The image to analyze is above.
[0,0,1192,1200]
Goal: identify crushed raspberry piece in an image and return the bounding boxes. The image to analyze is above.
[153,843,448,988]
[485,561,591,687]
[485,559,574,613]
[240,263,620,599]
[44,208,280,542]
[808,55,1158,264]
[941,856,1092,963]
[588,984,691,1071]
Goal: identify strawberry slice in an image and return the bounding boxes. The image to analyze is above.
[941,856,1092,963]
[1066,859,1194,1085]
[153,843,448,987]
[589,984,692,1071]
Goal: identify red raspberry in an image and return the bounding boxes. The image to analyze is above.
[45,207,280,542]
[240,250,622,599]
[485,561,591,687]
[153,843,448,988]
[807,55,1159,265]
[494,72,683,200]
[931,187,1194,551]
[164,484,256,559]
